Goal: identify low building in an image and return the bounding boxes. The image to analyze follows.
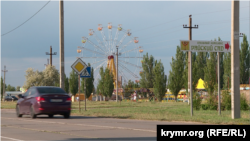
[5,91,23,98]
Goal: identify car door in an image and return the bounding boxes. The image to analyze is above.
[18,91,28,114]
[20,89,32,114]
[26,88,37,114]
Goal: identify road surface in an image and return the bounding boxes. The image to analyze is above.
[1,109,202,141]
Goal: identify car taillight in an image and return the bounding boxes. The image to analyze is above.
[66,97,71,102]
[39,108,44,110]
[36,97,45,102]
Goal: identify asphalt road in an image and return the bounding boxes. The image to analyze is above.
[1,109,201,141]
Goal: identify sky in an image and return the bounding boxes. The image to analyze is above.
[1,0,250,89]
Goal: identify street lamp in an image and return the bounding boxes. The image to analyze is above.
[116,46,119,102]
[113,46,122,102]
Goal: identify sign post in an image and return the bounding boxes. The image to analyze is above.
[71,58,88,113]
[181,40,230,116]
[80,66,91,111]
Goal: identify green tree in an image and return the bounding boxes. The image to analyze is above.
[96,67,105,98]
[191,52,197,90]
[153,60,167,101]
[16,86,20,91]
[23,66,60,89]
[69,69,78,96]
[1,77,3,100]
[204,52,217,106]
[219,52,224,89]
[168,46,185,101]
[240,34,249,84]
[183,52,188,94]
[204,52,217,95]
[43,65,60,86]
[194,52,205,83]
[23,68,44,89]
[6,84,16,91]
[103,67,114,98]
[81,64,94,98]
[139,53,155,89]
[134,81,140,88]
[65,74,69,93]
[223,52,231,89]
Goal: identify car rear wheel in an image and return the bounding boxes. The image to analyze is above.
[64,112,70,119]
[48,114,54,118]
[16,105,22,118]
[30,106,36,119]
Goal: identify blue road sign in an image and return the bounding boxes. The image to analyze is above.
[80,66,91,78]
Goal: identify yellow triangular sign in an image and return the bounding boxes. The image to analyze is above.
[196,78,205,89]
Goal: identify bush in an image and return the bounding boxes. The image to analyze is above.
[201,104,209,110]
[209,104,217,110]
[207,93,217,110]
[240,94,249,110]
[193,92,202,110]
[221,90,231,110]
[221,91,249,110]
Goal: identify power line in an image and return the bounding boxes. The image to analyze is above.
[1,0,51,37]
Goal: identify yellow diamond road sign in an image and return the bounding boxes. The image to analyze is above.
[71,58,87,74]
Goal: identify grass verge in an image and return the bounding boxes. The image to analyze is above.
[1,101,249,125]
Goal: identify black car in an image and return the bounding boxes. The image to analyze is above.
[16,86,71,119]
[4,96,18,101]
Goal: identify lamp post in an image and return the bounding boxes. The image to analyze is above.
[113,46,122,102]
[116,46,119,102]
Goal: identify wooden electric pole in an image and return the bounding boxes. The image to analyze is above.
[46,46,57,66]
[2,66,8,101]
[183,15,198,116]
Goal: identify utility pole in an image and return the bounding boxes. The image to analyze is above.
[183,15,198,116]
[46,46,57,66]
[231,0,240,119]
[116,46,118,102]
[59,0,65,90]
[114,46,122,102]
[218,52,221,115]
[44,58,49,69]
[2,66,8,101]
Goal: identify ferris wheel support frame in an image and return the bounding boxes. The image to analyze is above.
[118,63,139,78]
[119,60,142,69]
[92,31,109,52]
[79,23,143,92]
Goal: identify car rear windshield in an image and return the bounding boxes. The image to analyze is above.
[37,87,67,94]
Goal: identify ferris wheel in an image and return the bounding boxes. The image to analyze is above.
[77,23,143,87]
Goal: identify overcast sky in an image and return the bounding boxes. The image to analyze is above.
[1,0,250,88]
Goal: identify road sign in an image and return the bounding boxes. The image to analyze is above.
[71,58,87,75]
[80,66,91,78]
[180,40,231,52]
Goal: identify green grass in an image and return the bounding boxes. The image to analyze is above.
[1,101,16,109]
[1,101,250,125]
